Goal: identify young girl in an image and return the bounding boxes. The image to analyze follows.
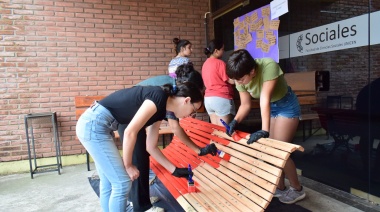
[202,39,235,126]
[76,82,209,212]
[226,49,306,204]
[168,38,193,78]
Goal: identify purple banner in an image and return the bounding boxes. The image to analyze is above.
[233,4,279,62]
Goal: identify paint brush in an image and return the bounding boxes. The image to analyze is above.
[220,119,242,141]
[187,164,195,192]
[217,149,231,161]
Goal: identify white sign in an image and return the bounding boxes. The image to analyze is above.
[279,11,380,59]
[370,11,380,45]
[270,0,288,20]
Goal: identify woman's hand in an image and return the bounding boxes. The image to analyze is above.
[125,165,140,181]
[247,130,269,144]
[199,143,217,156]
[172,167,193,178]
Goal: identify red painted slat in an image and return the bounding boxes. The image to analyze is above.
[150,158,182,198]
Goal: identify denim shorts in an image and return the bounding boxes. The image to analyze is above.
[204,96,236,116]
[270,86,301,119]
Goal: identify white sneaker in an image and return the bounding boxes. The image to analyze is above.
[279,186,306,204]
[145,206,164,212]
[150,196,160,204]
[273,187,288,197]
[125,202,133,212]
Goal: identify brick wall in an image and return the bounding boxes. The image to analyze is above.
[0,0,210,162]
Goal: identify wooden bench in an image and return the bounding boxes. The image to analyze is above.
[74,96,173,171]
[237,71,328,141]
[150,117,304,212]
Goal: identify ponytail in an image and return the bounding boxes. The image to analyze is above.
[161,82,203,103]
[204,39,224,58]
[161,83,178,95]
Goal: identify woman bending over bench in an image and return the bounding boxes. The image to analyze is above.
[118,63,216,212]
[76,82,216,212]
[226,49,306,204]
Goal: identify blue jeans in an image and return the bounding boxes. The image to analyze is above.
[76,102,131,212]
[118,124,153,211]
[270,86,301,118]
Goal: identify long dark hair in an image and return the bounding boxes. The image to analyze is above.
[175,63,204,91]
[161,81,203,103]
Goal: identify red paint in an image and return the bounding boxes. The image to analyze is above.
[217,150,231,161]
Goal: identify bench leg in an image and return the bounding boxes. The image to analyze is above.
[161,134,173,148]
[302,120,312,142]
[302,119,321,142]
[86,151,91,171]
[302,121,306,142]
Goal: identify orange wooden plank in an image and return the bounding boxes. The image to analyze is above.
[75,109,87,120]
[181,117,225,133]
[74,96,104,107]
[150,158,182,198]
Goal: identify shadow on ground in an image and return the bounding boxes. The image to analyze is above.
[89,177,310,212]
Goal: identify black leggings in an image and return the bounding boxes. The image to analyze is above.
[118,124,152,212]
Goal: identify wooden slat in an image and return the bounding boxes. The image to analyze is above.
[295,91,316,96]
[182,125,286,167]
[150,117,304,212]
[219,159,278,191]
[193,175,241,211]
[196,163,264,212]
[301,113,319,121]
[297,95,317,105]
[212,129,304,153]
[194,167,255,212]
[284,71,316,91]
[159,127,172,135]
[242,94,317,109]
[233,71,318,109]
[166,139,269,210]
[174,141,274,206]
[74,96,104,107]
[74,96,105,120]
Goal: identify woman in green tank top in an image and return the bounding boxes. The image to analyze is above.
[225,49,306,205]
